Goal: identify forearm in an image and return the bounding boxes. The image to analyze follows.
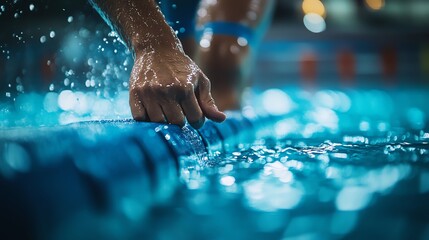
[89,0,181,56]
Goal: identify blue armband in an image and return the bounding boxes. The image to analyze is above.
[196,22,256,46]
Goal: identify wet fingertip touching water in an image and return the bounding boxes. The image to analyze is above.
[1,0,429,239]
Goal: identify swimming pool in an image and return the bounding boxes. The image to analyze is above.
[1,5,429,238]
[1,86,429,240]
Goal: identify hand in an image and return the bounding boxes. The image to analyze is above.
[129,48,226,129]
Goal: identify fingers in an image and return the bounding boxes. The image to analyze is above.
[130,88,166,124]
[130,73,225,127]
[181,94,205,129]
[197,75,227,122]
[161,103,186,127]
[130,87,195,128]
[129,90,148,121]
[145,102,166,123]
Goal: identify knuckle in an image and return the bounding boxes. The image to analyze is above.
[130,86,142,98]
[129,93,142,108]
[184,82,194,91]
[206,96,215,105]
[140,85,151,95]
[204,78,212,89]
[179,84,193,96]
[152,84,169,96]
[200,74,209,83]
[130,85,147,97]
[198,77,211,90]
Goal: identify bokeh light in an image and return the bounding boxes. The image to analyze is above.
[302,0,326,18]
[261,89,294,115]
[303,13,326,33]
[365,0,385,11]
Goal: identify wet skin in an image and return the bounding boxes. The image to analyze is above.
[183,0,274,110]
[90,0,226,128]
[89,0,273,127]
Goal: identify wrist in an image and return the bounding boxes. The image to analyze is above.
[129,6,182,57]
[133,35,184,61]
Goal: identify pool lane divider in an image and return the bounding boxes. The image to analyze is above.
[0,113,281,239]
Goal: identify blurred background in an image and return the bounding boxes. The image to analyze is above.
[0,0,428,125]
[1,2,429,239]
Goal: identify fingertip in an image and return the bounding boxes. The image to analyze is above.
[200,101,227,123]
[211,111,227,123]
[132,115,145,122]
[178,119,187,128]
[197,87,226,123]
[131,107,148,122]
[189,117,206,129]
[206,107,226,122]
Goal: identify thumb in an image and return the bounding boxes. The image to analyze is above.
[197,75,226,122]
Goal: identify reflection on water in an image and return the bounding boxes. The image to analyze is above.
[150,129,429,239]
[1,85,429,239]
[152,89,429,239]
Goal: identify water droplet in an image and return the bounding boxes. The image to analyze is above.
[3,143,31,173]
[237,37,248,47]
[200,38,210,48]
[65,69,74,76]
[220,176,235,186]
[16,85,24,92]
[29,4,35,11]
[40,35,46,43]
[197,8,207,18]
[359,121,370,131]
[67,16,73,23]
[49,31,56,38]
[43,92,59,112]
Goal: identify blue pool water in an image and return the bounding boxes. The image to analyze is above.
[1,6,429,238]
[1,1,429,239]
[144,91,429,239]
[166,133,429,240]
[1,88,429,240]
